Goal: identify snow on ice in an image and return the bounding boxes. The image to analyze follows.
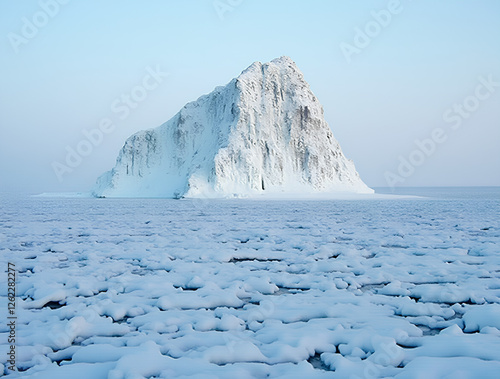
[1,189,499,378]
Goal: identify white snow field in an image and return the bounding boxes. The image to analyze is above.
[1,187,499,378]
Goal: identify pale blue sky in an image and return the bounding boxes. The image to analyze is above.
[1,0,499,193]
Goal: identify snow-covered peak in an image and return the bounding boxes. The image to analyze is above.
[270,55,296,65]
[237,56,305,85]
[238,60,263,78]
[92,57,373,198]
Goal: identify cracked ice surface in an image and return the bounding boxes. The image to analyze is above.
[1,189,499,378]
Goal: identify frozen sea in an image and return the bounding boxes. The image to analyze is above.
[1,187,499,378]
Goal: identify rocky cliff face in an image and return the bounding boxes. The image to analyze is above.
[93,56,373,198]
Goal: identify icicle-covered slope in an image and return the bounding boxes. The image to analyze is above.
[92,56,373,198]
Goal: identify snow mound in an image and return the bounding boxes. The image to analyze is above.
[92,56,372,198]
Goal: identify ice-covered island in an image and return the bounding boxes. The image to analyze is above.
[92,56,373,198]
[6,57,499,379]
